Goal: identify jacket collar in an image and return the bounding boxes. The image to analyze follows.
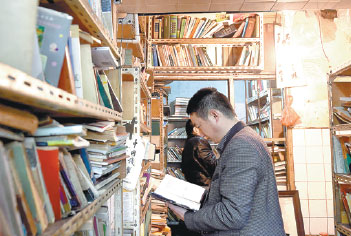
[217,121,246,155]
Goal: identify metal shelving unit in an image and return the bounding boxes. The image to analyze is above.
[328,60,351,236]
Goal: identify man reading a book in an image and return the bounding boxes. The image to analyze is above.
[168,87,285,236]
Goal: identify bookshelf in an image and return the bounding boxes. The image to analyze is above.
[328,60,351,236]
[167,117,188,164]
[245,80,284,139]
[146,13,264,74]
[41,180,122,236]
[40,0,120,59]
[116,13,145,63]
[0,1,127,236]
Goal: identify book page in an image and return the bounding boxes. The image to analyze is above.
[154,174,205,210]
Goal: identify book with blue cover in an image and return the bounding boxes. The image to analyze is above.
[36,7,73,87]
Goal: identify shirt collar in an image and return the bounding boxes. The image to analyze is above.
[217,121,246,154]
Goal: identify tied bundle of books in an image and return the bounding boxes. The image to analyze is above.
[167,146,182,162]
[84,121,128,190]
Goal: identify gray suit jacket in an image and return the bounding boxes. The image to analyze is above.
[184,124,285,236]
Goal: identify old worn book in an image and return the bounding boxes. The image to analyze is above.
[152,174,205,211]
[0,103,38,135]
[58,45,76,95]
[213,23,237,38]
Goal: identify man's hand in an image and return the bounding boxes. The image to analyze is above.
[167,203,187,221]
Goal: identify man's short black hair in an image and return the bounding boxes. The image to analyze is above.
[186,87,236,120]
[185,119,194,137]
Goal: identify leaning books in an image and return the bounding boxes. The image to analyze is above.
[152,174,205,211]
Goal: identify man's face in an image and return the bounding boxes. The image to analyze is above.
[190,112,217,142]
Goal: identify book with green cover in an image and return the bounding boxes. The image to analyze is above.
[6,141,48,234]
[96,73,113,109]
[163,15,171,39]
[170,15,177,39]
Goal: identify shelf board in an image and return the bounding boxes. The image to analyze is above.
[42,179,122,236]
[333,76,351,83]
[264,138,286,142]
[150,72,276,81]
[41,0,120,59]
[168,136,187,139]
[335,173,351,184]
[141,74,152,99]
[117,41,145,62]
[168,116,189,121]
[0,63,122,121]
[247,90,269,104]
[149,38,261,45]
[336,223,351,236]
[149,66,262,73]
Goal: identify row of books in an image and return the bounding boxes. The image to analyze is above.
[247,80,270,99]
[167,146,183,162]
[168,127,187,138]
[0,115,127,235]
[35,7,122,111]
[151,13,258,39]
[151,43,260,67]
[247,102,271,122]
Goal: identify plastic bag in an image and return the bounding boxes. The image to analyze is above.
[281,95,300,127]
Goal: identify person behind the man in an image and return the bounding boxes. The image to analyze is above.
[181,119,217,187]
[168,87,285,236]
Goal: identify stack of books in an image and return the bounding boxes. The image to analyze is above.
[166,167,185,180]
[170,97,190,117]
[84,121,128,190]
[274,161,287,191]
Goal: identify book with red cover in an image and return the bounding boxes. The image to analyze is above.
[37,147,61,220]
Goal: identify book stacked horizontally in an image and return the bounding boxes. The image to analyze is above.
[170,97,190,117]
[84,121,128,190]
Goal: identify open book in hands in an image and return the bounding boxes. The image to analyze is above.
[151,174,206,211]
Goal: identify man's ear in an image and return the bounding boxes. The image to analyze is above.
[209,109,220,122]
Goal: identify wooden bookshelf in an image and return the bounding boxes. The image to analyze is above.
[336,223,351,236]
[329,60,351,235]
[41,179,122,236]
[0,63,122,121]
[149,38,261,44]
[146,13,265,75]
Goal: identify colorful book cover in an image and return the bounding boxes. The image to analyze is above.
[37,146,61,220]
[36,7,73,87]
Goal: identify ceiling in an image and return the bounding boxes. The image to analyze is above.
[117,0,351,13]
